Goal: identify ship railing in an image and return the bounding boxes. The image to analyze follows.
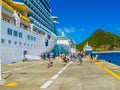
[2,16,30,31]
[2,19,32,32]
[2,18,16,26]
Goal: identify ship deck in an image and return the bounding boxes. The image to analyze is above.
[0,57,120,90]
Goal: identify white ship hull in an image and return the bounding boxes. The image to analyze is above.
[1,21,57,64]
[52,32,76,55]
[83,42,93,54]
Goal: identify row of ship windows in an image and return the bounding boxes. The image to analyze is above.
[1,39,43,48]
[26,0,50,21]
[25,1,53,30]
[7,28,36,41]
[7,28,22,38]
[31,14,54,33]
[27,35,36,41]
[29,0,50,18]
[29,7,53,30]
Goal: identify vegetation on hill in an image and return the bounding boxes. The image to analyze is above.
[76,29,120,51]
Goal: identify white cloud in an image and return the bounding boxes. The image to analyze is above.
[57,27,75,34]
[64,27,75,33]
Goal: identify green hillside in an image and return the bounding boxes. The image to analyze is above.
[76,29,120,51]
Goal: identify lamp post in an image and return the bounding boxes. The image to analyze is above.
[0,0,5,84]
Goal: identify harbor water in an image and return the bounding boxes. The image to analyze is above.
[93,52,120,66]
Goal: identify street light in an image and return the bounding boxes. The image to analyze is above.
[0,0,5,84]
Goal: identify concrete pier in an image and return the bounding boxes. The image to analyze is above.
[0,58,120,90]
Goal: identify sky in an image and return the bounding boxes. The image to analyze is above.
[50,0,120,44]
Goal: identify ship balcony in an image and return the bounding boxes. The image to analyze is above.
[28,12,53,30]
[31,22,51,35]
[24,0,50,22]
[29,15,55,34]
[2,16,31,32]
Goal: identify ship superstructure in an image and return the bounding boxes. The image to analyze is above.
[1,0,58,64]
[83,42,93,54]
[52,32,76,55]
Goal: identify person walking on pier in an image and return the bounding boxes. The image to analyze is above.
[41,53,45,60]
[46,57,51,68]
[77,53,84,65]
[71,53,76,61]
[45,53,51,68]
[49,52,54,66]
[90,53,93,60]
[62,53,67,66]
[95,54,98,60]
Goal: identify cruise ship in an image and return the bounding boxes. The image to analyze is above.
[52,32,76,56]
[83,42,93,54]
[0,0,58,64]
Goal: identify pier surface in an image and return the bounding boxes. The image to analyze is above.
[0,58,120,90]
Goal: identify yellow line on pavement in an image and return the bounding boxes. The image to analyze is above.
[93,60,120,80]
[6,82,18,87]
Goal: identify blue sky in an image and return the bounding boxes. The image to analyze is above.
[50,0,120,44]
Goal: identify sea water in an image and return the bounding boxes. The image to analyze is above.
[93,52,120,66]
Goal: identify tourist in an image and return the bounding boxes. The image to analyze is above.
[50,52,54,66]
[41,53,45,60]
[90,53,93,60]
[46,57,51,68]
[71,53,76,61]
[95,54,98,60]
[62,53,67,66]
[77,53,83,65]
[45,53,51,68]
